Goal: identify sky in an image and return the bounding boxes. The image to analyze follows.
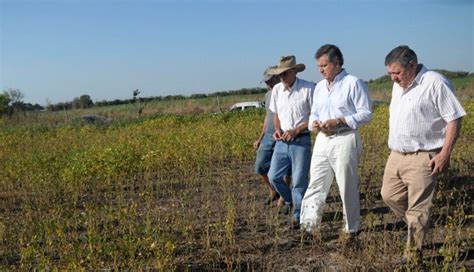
[1,0,473,105]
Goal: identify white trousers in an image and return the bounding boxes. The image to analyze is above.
[300,130,362,233]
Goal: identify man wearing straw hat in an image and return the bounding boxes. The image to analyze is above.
[267,55,315,229]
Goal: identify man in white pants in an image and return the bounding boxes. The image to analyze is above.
[300,44,372,236]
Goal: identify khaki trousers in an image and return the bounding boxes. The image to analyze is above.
[381,151,437,251]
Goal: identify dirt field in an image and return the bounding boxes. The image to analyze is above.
[164,160,473,271]
[1,103,472,270]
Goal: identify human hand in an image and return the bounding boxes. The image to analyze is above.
[273,130,282,141]
[313,120,323,131]
[281,129,296,141]
[253,139,261,150]
[321,119,338,130]
[429,151,450,176]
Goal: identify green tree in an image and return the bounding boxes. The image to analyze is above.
[0,92,11,115]
[6,89,24,104]
[72,94,94,109]
[3,89,25,115]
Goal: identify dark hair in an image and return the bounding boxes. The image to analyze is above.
[315,44,344,66]
[266,75,280,85]
[385,45,417,67]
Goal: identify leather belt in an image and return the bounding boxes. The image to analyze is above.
[321,127,353,136]
[394,148,441,156]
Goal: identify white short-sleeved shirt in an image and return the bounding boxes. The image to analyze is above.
[388,65,467,152]
[309,69,372,131]
[269,78,315,132]
[264,90,275,135]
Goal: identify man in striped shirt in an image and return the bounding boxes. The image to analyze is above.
[254,66,291,206]
[381,45,466,266]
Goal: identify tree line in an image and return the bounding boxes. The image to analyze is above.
[46,87,266,112]
[0,89,44,116]
[0,87,267,115]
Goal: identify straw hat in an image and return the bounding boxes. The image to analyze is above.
[268,55,305,75]
[260,66,278,83]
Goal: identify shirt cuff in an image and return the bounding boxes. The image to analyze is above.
[344,116,358,130]
[308,117,317,131]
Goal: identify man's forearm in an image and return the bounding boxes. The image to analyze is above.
[440,118,462,156]
[294,122,309,134]
[429,118,462,175]
[258,115,269,140]
[273,113,281,133]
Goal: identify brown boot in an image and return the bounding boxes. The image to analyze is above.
[264,192,280,205]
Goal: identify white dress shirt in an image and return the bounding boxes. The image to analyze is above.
[388,65,466,152]
[309,69,372,131]
[269,78,315,132]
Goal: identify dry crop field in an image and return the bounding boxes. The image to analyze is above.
[0,96,472,270]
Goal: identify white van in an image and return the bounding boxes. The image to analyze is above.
[229,101,264,112]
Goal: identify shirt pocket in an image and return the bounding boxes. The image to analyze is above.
[291,95,310,116]
[333,93,351,116]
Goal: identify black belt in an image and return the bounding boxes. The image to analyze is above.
[321,127,353,136]
[295,132,311,138]
[281,131,310,138]
[279,131,310,142]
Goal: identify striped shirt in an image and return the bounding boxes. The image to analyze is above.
[269,78,315,132]
[388,65,466,152]
[309,69,372,131]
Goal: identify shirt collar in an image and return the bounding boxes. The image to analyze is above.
[405,64,427,91]
[325,69,347,90]
[333,69,348,83]
[414,64,427,85]
[284,77,300,92]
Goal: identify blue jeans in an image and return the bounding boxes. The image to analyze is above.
[255,134,292,176]
[255,134,276,174]
[268,134,311,220]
